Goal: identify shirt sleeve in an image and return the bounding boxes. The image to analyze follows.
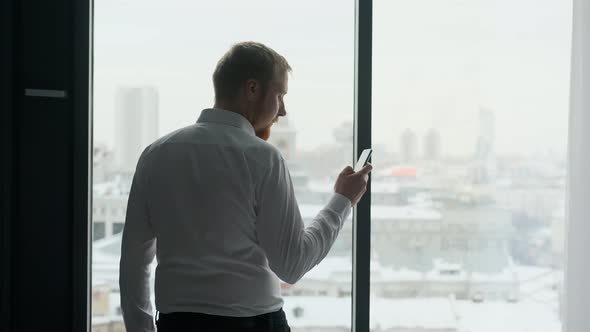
[255,154,352,284]
[119,151,157,332]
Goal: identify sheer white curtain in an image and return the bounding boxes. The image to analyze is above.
[565,0,590,331]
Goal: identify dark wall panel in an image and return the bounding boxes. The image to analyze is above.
[1,0,16,328]
[14,98,73,331]
[1,0,90,331]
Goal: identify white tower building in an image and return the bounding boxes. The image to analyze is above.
[115,86,159,173]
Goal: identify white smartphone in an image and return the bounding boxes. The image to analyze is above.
[354,148,373,172]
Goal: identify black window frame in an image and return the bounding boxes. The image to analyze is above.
[352,0,373,331]
[4,0,372,331]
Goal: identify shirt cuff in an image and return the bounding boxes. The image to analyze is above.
[327,193,352,221]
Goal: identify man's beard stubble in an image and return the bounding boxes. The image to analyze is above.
[256,126,272,141]
[255,117,279,141]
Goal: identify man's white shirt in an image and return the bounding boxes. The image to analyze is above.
[119,108,352,332]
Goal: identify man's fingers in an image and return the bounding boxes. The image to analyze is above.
[341,166,354,175]
[354,163,373,176]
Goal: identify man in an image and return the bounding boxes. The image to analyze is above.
[119,41,372,332]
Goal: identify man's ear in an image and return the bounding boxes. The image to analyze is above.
[245,79,259,102]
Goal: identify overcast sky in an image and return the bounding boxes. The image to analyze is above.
[93,0,572,157]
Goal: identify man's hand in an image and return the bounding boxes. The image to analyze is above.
[334,164,373,206]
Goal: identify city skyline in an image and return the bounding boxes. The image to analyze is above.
[93,0,572,156]
[90,1,571,331]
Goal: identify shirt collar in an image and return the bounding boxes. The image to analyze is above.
[197,108,255,136]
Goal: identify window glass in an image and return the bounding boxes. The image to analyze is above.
[370,1,571,331]
[92,1,354,330]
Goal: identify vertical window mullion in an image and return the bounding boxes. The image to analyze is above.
[73,0,92,331]
[352,0,372,331]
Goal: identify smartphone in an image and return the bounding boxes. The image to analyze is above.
[354,148,372,172]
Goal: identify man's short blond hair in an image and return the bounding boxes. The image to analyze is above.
[213,42,291,102]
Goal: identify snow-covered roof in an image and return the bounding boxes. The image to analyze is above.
[308,179,420,194]
[299,204,441,220]
[93,294,562,331]
[282,295,561,331]
[92,242,561,331]
[455,299,561,332]
[284,296,458,329]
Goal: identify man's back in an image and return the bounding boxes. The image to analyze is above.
[119,43,371,332]
[125,109,286,317]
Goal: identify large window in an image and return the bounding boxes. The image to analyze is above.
[90,1,572,331]
[91,1,354,331]
[371,0,571,331]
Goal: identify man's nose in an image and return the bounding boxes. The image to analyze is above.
[279,103,287,117]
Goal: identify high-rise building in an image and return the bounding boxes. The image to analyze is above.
[333,121,353,144]
[473,107,496,183]
[268,116,297,160]
[115,86,159,173]
[267,117,310,190]
[400,128,418,163]
[424,128,441,161]
[475,107,495,161]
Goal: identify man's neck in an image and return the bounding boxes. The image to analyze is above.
[213,101,254,125]
[213,101,241,115]
[212,101,271,141]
